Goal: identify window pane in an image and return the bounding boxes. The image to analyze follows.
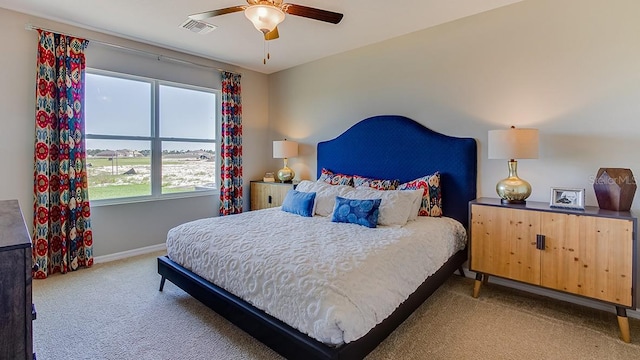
[86,139,151,200]
[162,141,216,194]
[85,73,151,136]
[159,85,216,139]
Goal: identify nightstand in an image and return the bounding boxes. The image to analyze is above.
[469,197,637,342]
[250,181,297,210]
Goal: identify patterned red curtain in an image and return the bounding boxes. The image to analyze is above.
[219,71,243,215]
[32,30,93,278]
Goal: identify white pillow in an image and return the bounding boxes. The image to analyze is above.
[404,189,424,221]
[346,188,423,226]
[295,180,353,217]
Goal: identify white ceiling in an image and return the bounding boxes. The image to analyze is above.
[0,0,523,74]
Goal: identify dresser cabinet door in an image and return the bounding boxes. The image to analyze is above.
[250,182,269,210]
[541,213,633,306]
[0,248,29,359]
[250,182,293,210]
[470,205,541,284]
[267,185,290,207]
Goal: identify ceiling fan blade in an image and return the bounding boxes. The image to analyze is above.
[264,27,280,41]
[282,4,343,24]
[189,6,247,21]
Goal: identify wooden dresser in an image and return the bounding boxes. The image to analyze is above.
[250,181,296,210]
[0,199,35,360]
[469,197,637,342]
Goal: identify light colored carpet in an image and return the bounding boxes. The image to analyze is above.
[32,251,640,360]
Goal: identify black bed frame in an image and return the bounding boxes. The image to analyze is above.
[158,251,466,359]
[157,115,477,359]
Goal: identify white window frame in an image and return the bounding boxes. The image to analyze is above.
[85,68,221,206]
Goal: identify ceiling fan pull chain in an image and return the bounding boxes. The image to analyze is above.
[263,39,271,65]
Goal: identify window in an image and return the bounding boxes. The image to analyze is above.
[85,69,219,203]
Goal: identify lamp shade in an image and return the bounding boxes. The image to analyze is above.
[488,128,539,160]
[244,5,285,34]
[273,140,298,159]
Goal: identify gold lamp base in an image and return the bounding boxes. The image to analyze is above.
[277,158,295,183]
[496,160,531,204]
[277,166,295,183]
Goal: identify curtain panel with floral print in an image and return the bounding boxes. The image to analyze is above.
[33,30,93,278]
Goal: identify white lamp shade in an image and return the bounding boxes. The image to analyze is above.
[488,128,539,159]
[244,5,285,34]
[273,140,298,159]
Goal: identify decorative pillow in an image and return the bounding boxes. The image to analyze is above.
[281,190,316,217]
[295,180,354,217]
[347,187,423,226]
[405,188,424,221]
[331,196,381,228]
[398,172,442,217]
[352,175,400,190]
[318,168,354,186]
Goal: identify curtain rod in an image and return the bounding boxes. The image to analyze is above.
[25,23,241,75]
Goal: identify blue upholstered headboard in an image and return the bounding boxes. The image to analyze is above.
[317,115,477,228]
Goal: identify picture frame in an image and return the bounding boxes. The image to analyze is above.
[550,187,585,210]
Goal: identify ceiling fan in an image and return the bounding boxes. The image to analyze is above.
[189,0,344,41]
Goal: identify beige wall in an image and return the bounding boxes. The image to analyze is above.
[0,7,270,256]
[269,0,640,211]
[268,0,640,309]
[1,0,638,268]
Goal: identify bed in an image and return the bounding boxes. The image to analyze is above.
[157,115,477,359]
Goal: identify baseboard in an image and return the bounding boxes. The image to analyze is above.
[463,268,640,320]
[94,243,166,264]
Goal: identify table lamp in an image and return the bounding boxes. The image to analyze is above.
[273,140,298,183]
[488,126,539,204]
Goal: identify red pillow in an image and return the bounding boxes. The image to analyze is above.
[353,175,400,190]
[318,168,353,186]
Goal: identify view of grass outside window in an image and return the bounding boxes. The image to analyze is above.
[85,70,218,202]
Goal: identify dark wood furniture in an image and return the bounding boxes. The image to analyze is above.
[469,197,637,342]
[0,199,35,360]
[158,115,478,359]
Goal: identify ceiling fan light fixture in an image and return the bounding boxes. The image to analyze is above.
[244,5,285,34]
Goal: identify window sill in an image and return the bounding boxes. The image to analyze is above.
[90,190,218,207]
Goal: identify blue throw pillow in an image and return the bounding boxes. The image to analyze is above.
[331,196,381,228]
[281,190,316,217]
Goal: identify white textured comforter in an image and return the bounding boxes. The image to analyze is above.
[166,208,466,345]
